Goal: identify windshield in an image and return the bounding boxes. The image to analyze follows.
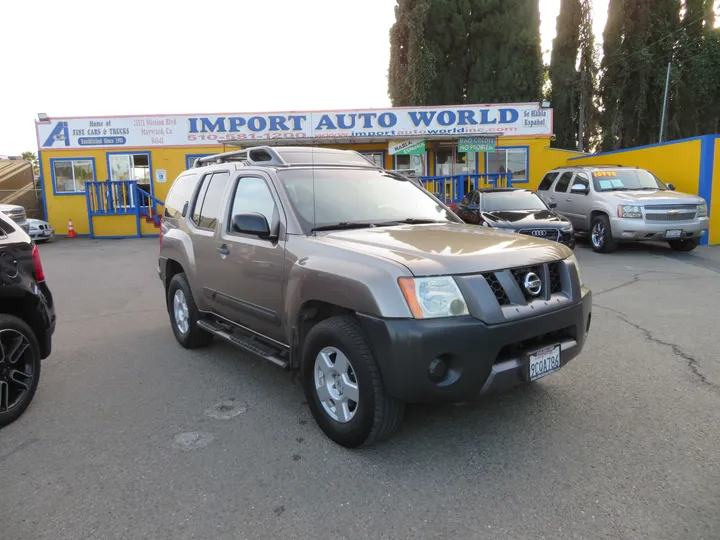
[277,168,458,232]
[482,191,548,212]
[592,169,667,192]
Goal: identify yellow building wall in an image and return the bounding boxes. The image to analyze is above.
[564,139,703,196]
[92,215,138,237]
[710,137,720,244]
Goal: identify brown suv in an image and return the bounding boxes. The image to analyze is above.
[158,146,592,448]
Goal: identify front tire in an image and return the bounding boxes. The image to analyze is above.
[302,316,405,448]
[0,314,42,428]
[167,273,213,349]
[669,237,701,252]
[590,215,617,253]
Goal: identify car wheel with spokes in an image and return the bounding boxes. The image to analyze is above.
[0,314,41,428]
[167,273,213,349]
[302,316,405,448]
[590,214,617,253]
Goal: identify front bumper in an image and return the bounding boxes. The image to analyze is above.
[609,216,709,241]
[30,228,55,241]
[357,288,592,403]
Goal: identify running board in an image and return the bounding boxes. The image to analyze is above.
[197,319,290,370]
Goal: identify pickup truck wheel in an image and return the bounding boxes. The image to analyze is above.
[167,273,213,349]
[590,215,617,253]
[302,316,405,448]
[668,237,701,252]
[0,314,41,428]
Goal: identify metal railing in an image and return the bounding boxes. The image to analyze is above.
[419,173,513,204]
[86,181,165,236]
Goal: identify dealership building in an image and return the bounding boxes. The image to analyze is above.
[35,103,719,244]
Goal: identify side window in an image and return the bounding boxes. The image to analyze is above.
[197,171,231,229]
[538,172,558,191]
[191,174,212,224]
[164,173,200,218]
[471,191,480,205]
[229,177,277,229]
[553,172,574,193]
[572,172,591,188]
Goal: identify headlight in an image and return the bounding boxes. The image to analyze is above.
[560,222,573,231]
[698,202,708,218]
[618,205,642,219]
[567,254,584,287]
[398,276,469,319]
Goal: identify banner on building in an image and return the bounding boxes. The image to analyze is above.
[36,103,553,150]
[458,135,497,153]
[389,139,426,155]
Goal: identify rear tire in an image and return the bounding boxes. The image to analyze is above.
[669,237,701,252]
[0,314,41,429]
[590,215,616,253]
[167,273,213,349]
[302,315,405,448]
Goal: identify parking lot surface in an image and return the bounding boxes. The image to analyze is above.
[2,238,719,540]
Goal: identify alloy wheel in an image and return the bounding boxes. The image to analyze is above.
[0,329,34,414]
[314,346,360,423]
[592,222,605,248]
[173,289,190,334]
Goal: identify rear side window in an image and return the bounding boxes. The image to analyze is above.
[192,171,231,229]
[538,172,558,191]
[553,172,573,193]
[164,173,200,219]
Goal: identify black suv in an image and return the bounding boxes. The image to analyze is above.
[0,213,56,428]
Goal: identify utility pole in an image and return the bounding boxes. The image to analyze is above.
[578,70,586,153]
[659,62,671,143]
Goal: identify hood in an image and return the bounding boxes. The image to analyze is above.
[481,209,570,229]
[316,223,571,276]
[0,204,24,212]
[612,190,704,204]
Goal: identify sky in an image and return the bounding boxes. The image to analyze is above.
[1,0,609,155]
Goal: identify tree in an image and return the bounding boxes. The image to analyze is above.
[388,0,543,106]
[548,0,581,150]
[577,0,600,151]
[22,151,39,175]
[599,0,681,150]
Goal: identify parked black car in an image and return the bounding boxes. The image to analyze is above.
[0,213,55,428]
[455,188,576,248]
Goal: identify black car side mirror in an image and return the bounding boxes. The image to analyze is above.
[232,212,272,238]
[667,183,676,191]
[549,202,558,209]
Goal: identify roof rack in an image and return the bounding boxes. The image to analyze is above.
[194,147,287,168]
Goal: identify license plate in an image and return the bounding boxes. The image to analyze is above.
[665,229,683,239]
[529,345,561,381]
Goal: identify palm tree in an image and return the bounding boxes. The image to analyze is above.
[22,151,39,175]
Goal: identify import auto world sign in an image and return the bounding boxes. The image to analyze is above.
[36,103,553,149]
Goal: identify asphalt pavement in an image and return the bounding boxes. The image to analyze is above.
[1,237,719,540]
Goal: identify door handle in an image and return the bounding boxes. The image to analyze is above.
[566,198,573,202]
[217,245,230,256]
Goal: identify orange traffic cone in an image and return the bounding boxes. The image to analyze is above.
[67,219,77,238]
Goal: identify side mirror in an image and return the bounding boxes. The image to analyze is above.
[667,183,676,191]
[232,212,272,238]
[549,202,558,209]
[571,183,589,194]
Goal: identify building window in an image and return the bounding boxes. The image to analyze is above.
[186,154,212,169]
[486,148,528,181]
[361,151,385,168]
[53,159,94,193]
[394,154,425,176]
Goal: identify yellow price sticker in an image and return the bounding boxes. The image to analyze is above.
[593,171,618,177]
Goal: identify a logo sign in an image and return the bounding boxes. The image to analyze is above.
[531,230,548,237]
[523,272,542,296]
[36,104,553,150]
[458,136,497,153]
[389,139,426,155]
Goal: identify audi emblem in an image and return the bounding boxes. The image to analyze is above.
[531,230,548,237]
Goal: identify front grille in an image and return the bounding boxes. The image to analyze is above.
[645,204,696,210]
[518,228,561,241]
[482,272,510,305]
[548,262,563,293]
[645,211,696,221]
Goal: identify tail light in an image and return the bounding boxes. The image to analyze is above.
[31,244,45,282]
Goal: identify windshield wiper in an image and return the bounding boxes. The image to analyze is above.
[311,222,378,232]
[375,218,441,226]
